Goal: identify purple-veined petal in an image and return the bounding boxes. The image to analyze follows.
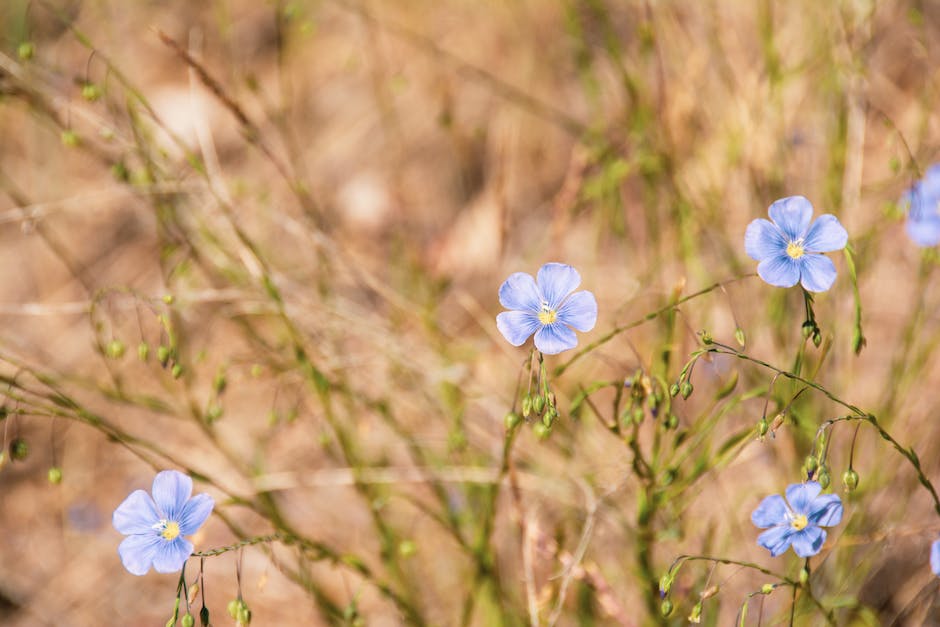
[152,470,193,521]
[807,494,843,527]
[803,215,848,253]
[768,196,813,241]
[751,494,789,528]
[118,533,162,576]
[757,526,794,557]
[799,255,837,293]
[178,493,214,536]
[786,482,822,515]
[931,539,940,576]
[496,311,541,347]
[113,489,159,535]
[906,215,940,247]
[757,255,800,288]
[790,526,826,558]
[498,272,541,312]
[745,219,786,261]
[152,537,194,574]
[534,323,578,355]
[536,263,581,310]
[920,164,940,199]
[556,291,597,332]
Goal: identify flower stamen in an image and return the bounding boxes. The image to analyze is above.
[537,303,558,325]
[790,514,808,531]
[786,240,805,259]
[153,519,181,541]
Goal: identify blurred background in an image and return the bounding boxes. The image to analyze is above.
[1,0,939,624]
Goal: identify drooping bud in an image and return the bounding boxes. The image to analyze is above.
[10,438,28,461]
[47,466,63,485]
[842,469,859,492]
[533,422,551,440]
[812,330,822,348]
[700,330,713,345]
[801,321,814,339]
[17,41,35,60]
[757,417,769,438]
[532,395,545,415]
[227,600,241,618]
[138,342,150,361]
[669,383,680,397]
[817,467,831,490]
[521,395,533,418]
[680,381,693,399]
[200,606,210,627]
[734,327,746,348]
[803,455,819,476]
[688,600,703,623]
[181,613,195,627]
[660,599,673,617]
[504,412,521,430]
[157,345,171,367]
[666,413,679,430]
[106,339,126,359]
[81,83,102,102]
[398,540,417,558]
[798,567,810,586]
[171,363,184,379]
[61,129,80,147]
[761,583,775,594]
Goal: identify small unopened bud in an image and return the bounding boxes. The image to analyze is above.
[541,407,556,427]
[804,455,819,475]
[521,395,533,418]
[680,381,693,399]
[181,613,195,627]
[757,417,769,437]
[106,339,126,359]
[213,371,227,394]
[632,407,644,424]
[236,606,251,626]
[138,342,150,361]
[532,395,545,414]
[532,422,551,439]
[734,327,746,348]
[802,321,814,339]
[47,466,63,485]
[669,383,680,397]
[666,413,679,430]
[227,600,240,618]
[842,469,859,492]
[660,598,673,617]
[812,330,822,348]
[18,42,35,60]
[157,345,171,367]
[171,363,184,379]
[761,583,775,594]
[61,129,80,147]
[504,412,521,430]
[798,567,810,586]
[659,573,673,596]
[163,294,175,305]
[688,600,703,623]
[398,539,417,558]
[700,330,713,345]
[817,467,831,489]
[10,438,28,461]
[81,83,102,102]
[200,606,210,627]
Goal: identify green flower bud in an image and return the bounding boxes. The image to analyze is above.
[688,600,703,623]
[227,600,241,618]
[250,364,263,378]
[659,573,673,595]
[666,413,679,430]
[10,438,28,461]
[734,327,746,348]
[660,598,673,617]
[680,381,693,399]
[206,404,223,422]
[157,345,171,367]
[171,363,184,379]
[817,468,831,490]
[47,466,63,485]
[758,417,769,437]
[700,330,713,345]
[798,566,810,586]
[801,321,815,339]
[236,606,251,625]
[533,422,551,439]
[669,383,680,397]
[842,469,859,492]
[812,330,822,348]
[199,606,210,627]
[81,83,102,102]
[18,42,35,61]
[181,614,195,627]
[761,583,775,594]
[163,294,175,305]
[137,342,150,361]
[61,129,80,147]
[541,407,556,427]
[804,455,819,475]
[106,339,126,359]
[521,395,533,418]
[532,394,545,414]
[632,407,644,424]
[504,412,521,430]
[398,539,417,558]
[213,371,227,394]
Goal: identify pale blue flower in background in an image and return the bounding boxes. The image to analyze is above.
[745,196,848,292]
[931,538,940,576]
[496,262,597,355]
[112,470,214,575]
[902,164,940,247]
[751,481,843,557]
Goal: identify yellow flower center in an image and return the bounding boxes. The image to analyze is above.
[159,520,181,541]
[786,241,805,259]
[790,514,808,531]
[537,304,558,325]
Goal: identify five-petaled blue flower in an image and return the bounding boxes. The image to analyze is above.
[932,538,940,576]
[901,164,940,247]
[745,196,848,292]
[496,262,597,355]
[113,470,214,575]
[751,481,843,558]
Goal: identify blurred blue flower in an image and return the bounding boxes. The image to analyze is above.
[745,196,848,292]
[496,262,597,355]
[751,481,842,558]
[902,164,940,247]
[932,539,940,576]
[112,470,214,576]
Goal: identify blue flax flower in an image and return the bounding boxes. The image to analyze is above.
[112,470,214,575]
[751,481,843,558]
[932,538,940,576]
[496,262,597,355]
[902,164,940,247]
[745,196,848,292]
